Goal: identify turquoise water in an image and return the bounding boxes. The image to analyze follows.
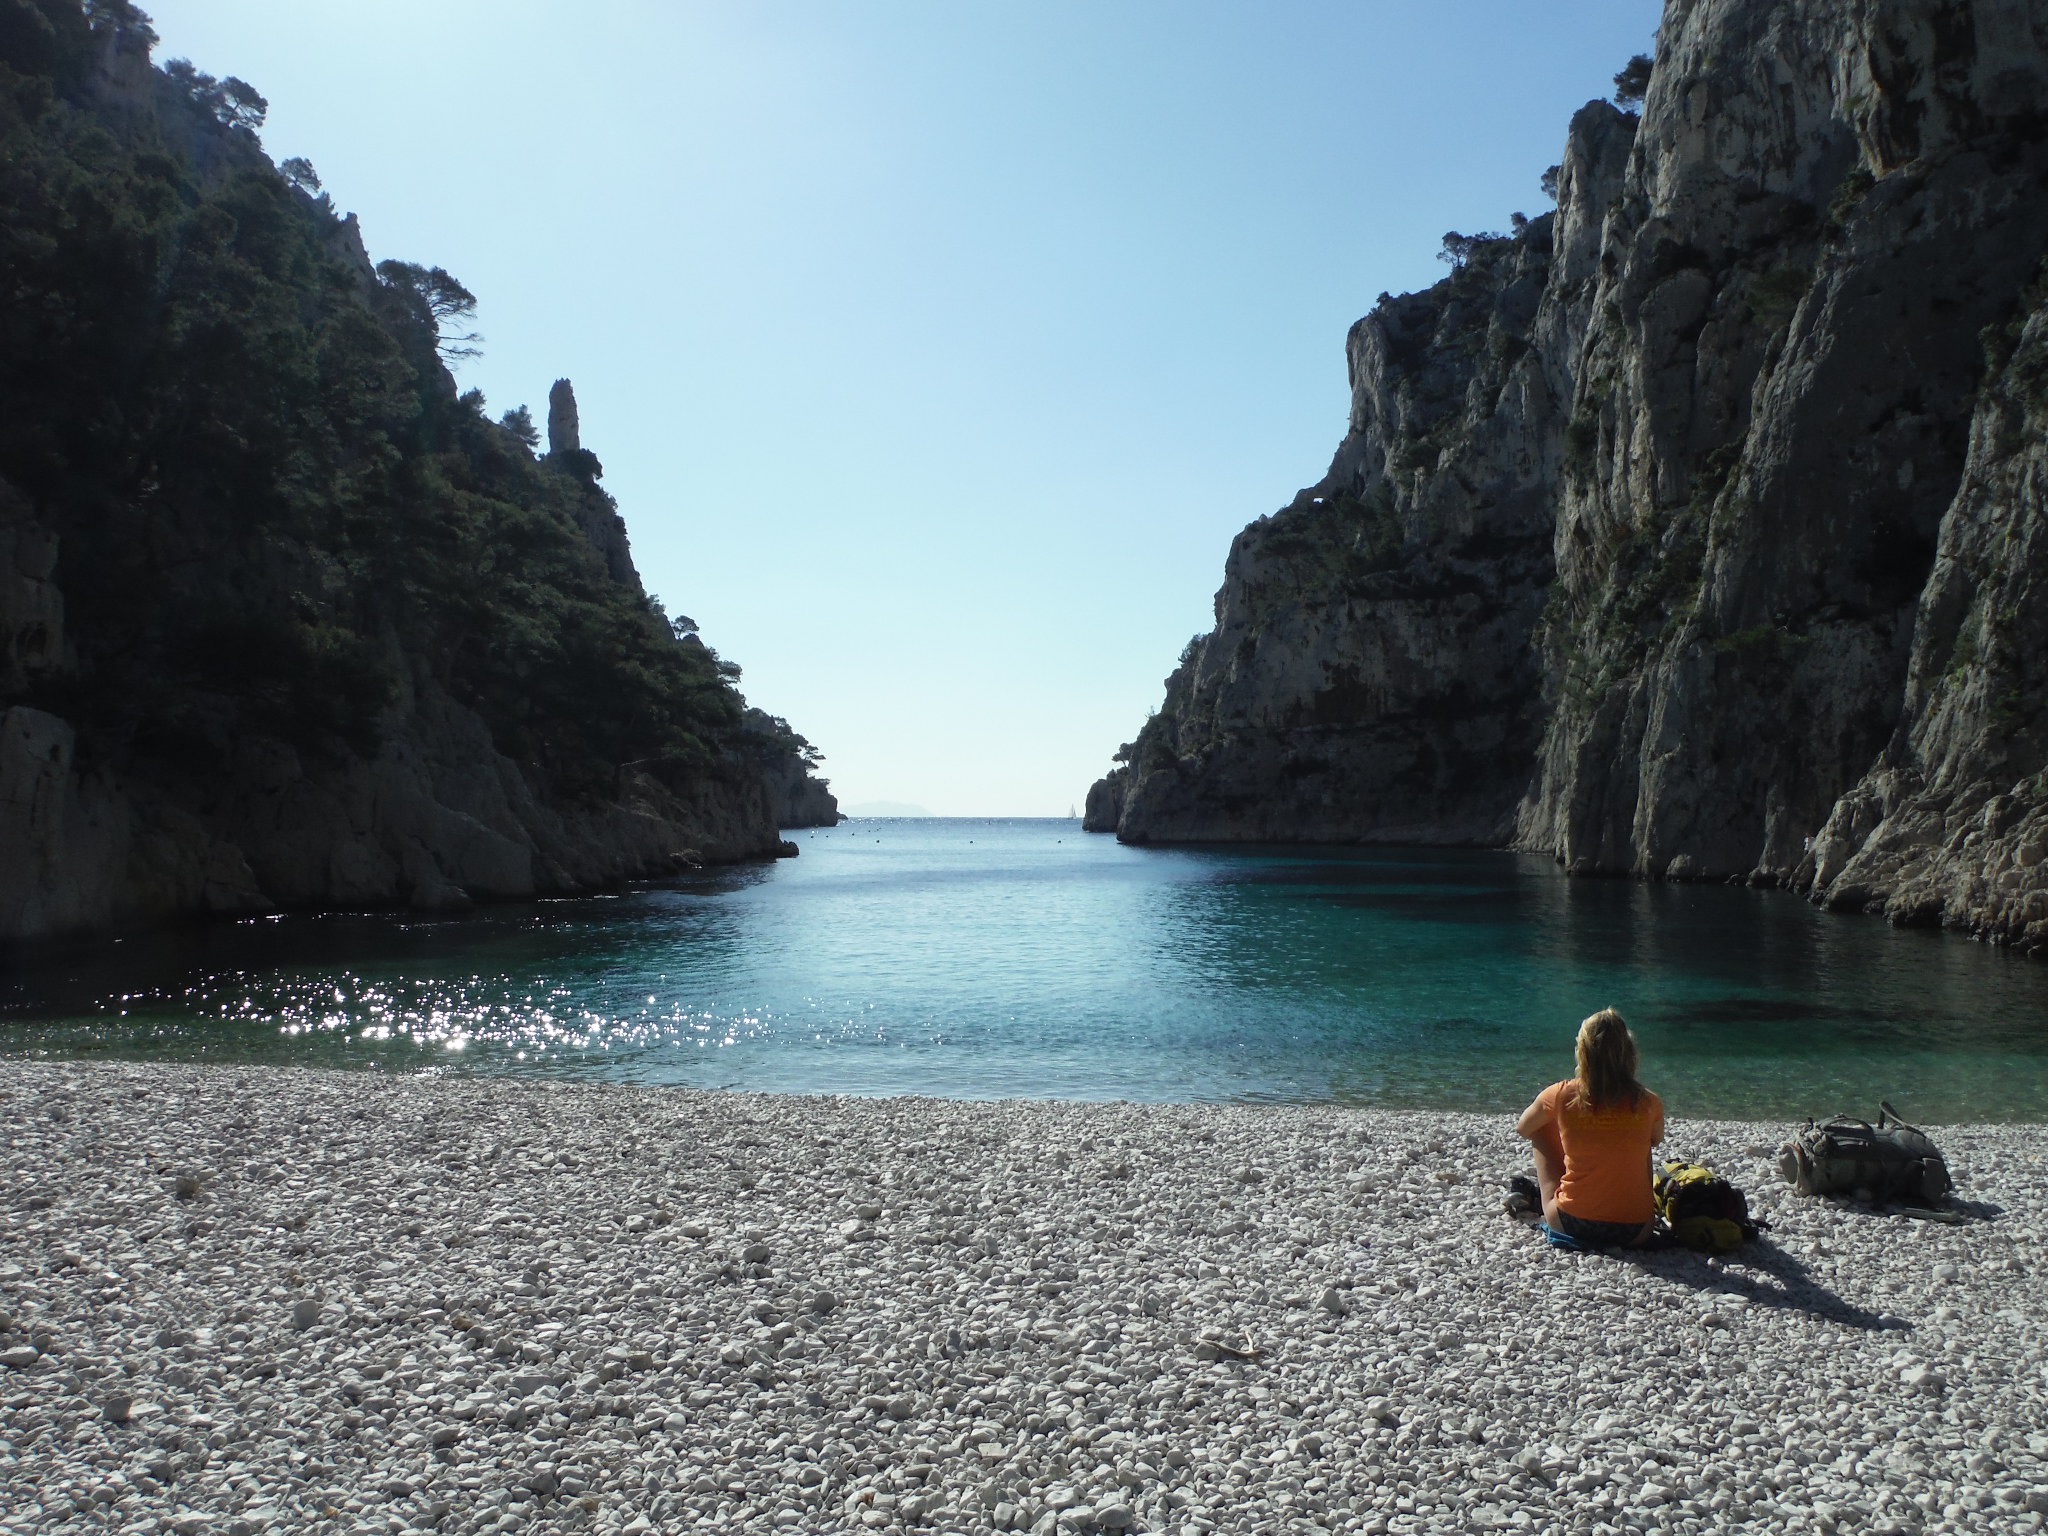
[4,819,2046,1119]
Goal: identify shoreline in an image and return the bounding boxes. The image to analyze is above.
[3,1062,2044,1535]
[6,1048,2048,1129]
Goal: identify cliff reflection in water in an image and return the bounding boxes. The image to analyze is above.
[1137,845,2048,1113]
[3,821,2045,1119]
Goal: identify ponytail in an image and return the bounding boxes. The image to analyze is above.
[1574,1007,1642,1111]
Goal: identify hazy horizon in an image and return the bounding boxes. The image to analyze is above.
[148,1,1659,814]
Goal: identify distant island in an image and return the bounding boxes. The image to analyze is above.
[1087,9,2048,952]
[0,2,835,940]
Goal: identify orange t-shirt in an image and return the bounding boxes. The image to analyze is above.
[1534,1078,1665,1225]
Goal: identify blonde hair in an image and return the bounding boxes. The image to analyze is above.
[1573,1007,1642,1111]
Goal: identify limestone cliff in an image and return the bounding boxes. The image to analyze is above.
[0,3,828,939]
[1808,275,2048,943]
[742,708,842,829]
[1091,0,2048,949]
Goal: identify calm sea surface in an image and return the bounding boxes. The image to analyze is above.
[4,819,2046,1119]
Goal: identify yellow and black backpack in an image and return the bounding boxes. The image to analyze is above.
[1654,1161,1765,1252]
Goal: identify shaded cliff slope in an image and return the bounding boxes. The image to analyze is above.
[1090,0,2048,949]
[0,1,832,939]
[743,708,842,829]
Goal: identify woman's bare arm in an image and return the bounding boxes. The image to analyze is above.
[1515,1094,1551,1141]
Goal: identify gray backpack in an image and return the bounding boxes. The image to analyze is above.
[1776,1102,1953,1205]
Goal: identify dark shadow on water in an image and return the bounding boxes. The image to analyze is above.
[1551,1235,1911,1332]
[1204,848,1519,886]
[1319,889,1522,920]
[0,869,769,1023]
[1662,998,1863,1026]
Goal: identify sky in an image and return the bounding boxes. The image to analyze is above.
[147,0,1660,816]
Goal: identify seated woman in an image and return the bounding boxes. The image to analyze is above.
[1515,1008,1665,1249]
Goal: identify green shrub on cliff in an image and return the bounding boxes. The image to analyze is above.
[0,0,745,797]
[1612,54,1652,109]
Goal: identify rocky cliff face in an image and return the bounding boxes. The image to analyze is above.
[1093,102,1637,847]
[758,756,842,829]
[0,402,814,938]
[741,708,841,829]
[1809,274,2048,943]
[0,4,828,940]
[1092,0,2048,949]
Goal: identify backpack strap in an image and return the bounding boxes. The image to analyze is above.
[1879,1101,1931,1137]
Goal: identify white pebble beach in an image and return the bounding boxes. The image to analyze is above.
[2,1062,2045,1536]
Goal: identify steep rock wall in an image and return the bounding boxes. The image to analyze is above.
[0,457,797,938]
[0,7,824,940]
[760,758,842,829]
[1092,0,2048,949]
[1519,0,2048,887]
[1809,280,2048,941]
[1107,103,1635,846]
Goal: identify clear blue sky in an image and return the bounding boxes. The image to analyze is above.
[148,1,1658,815]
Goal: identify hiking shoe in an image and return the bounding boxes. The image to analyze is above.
[1503,1175,1539,1219]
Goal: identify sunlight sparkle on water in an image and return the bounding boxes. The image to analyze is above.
[5,821,2047,1117]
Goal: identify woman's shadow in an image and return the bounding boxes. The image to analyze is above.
[1606,1197,2002,1332]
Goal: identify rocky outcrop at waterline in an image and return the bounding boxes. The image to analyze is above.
[0,4,832,939]
[1808,274,2048,944]
[743,708,842,828]
[1089,0,2048,949]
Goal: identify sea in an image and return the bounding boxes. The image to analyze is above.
[4,818,2046,1121]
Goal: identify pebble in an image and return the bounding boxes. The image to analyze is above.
[1,1060,2043,1536]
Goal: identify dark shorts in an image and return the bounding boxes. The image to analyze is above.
[1551,1210,1648,1248]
